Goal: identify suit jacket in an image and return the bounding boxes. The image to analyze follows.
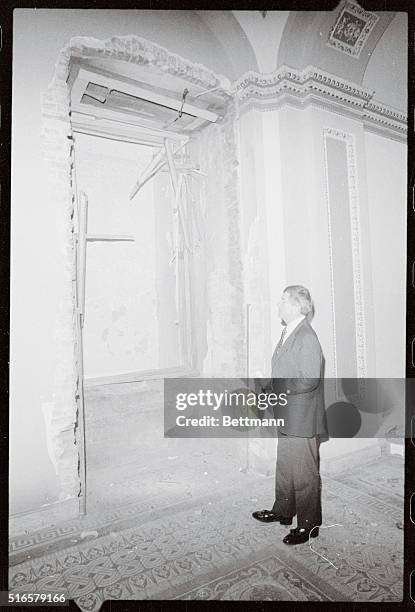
[270,318,328,438]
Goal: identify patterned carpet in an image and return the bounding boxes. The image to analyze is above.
[9,455,403,607]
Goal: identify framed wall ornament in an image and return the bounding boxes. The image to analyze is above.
[323,127,367,380]
[327,0,379,58]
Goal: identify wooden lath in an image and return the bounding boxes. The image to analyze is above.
[74,191,135,515]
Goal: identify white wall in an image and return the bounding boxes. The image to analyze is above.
[364,131,407,377]
[238,109,286,377]
[251,103,406,466]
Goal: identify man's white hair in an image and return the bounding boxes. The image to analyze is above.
[284,285,315,320]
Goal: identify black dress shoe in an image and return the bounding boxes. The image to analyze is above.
[283,527,319,545]
[252,510,293,525]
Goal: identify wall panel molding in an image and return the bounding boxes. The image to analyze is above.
[323,127,367,378]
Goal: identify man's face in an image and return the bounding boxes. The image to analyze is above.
[278,291,300,324]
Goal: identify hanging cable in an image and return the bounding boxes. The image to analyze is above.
[165,88,189,129]
[178,88,189,118]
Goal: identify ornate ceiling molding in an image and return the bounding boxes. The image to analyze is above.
[234,65,407,140]
[362,100,407,138]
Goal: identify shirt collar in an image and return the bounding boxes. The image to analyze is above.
[284,314,305,339]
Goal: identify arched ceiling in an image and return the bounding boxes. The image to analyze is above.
[276,5,406,112]
[278,9,395,84]
[200,6,406,113]
[197,11,259,79]
[363,13,407,111]
[231,11,290,74]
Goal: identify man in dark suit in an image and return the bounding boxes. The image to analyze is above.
[252,285,328,545]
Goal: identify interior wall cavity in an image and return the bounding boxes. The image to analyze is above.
[74,133,181,379]
[196,105,245,378]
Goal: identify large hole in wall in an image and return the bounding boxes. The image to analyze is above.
[74,133,183,380]
[39,37,245,517]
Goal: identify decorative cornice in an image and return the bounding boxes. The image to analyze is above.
[235,65,373,105]
[362,100,407,137]
[234,65,407,139]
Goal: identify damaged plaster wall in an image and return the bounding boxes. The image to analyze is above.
[11,9,252,520]
[196,104,245,378]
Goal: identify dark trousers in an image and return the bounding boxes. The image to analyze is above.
[271,433,322,530]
